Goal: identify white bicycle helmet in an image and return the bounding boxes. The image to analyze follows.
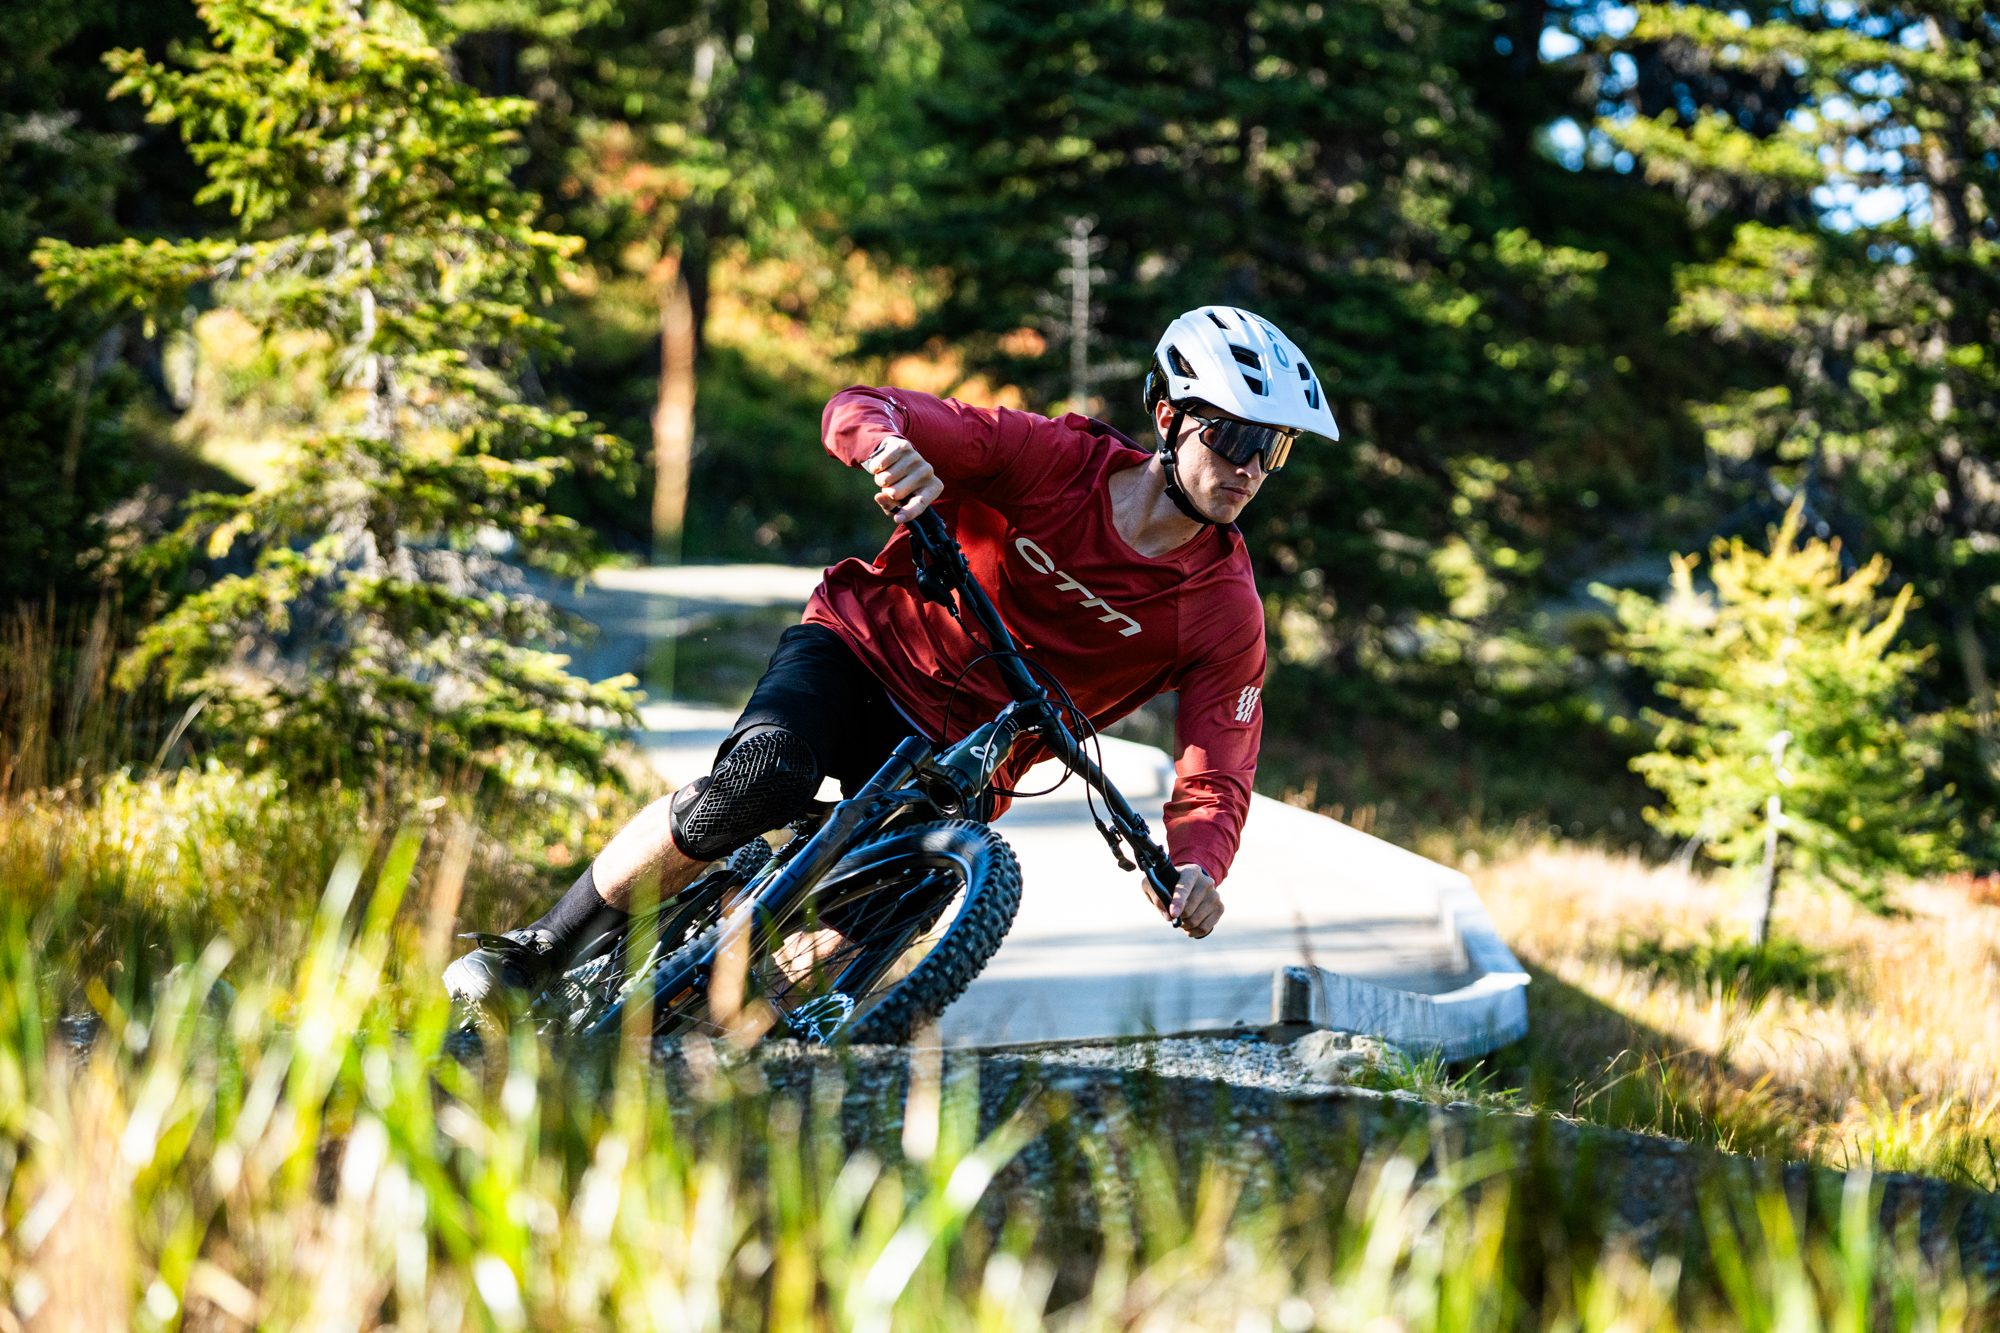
[1146,305,1340,442]
[1141,305,1339,524]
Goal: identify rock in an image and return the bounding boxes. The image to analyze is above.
[1290,1029,1392,1084]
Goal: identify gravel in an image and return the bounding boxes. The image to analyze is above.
[1019,1034,1358,1095]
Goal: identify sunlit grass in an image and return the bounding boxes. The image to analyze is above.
[0,840,1990,1331]
[3,605,1995,1327]
[1477,844,2000,1187]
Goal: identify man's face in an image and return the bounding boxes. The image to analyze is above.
[1153,401,1269,523]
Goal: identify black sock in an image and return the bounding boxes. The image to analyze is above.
[526,863,628,961]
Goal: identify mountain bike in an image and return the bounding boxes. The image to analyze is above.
[471,509,1183,1046]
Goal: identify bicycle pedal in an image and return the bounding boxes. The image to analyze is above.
[787,991,857,1043]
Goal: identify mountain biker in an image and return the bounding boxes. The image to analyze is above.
[445,304,1340,1009]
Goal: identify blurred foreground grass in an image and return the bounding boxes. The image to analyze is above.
[1,827,1994,1331]
[4,609,1999,1327]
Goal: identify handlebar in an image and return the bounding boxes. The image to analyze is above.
[907,510,1184,920]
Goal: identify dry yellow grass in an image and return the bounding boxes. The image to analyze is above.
[1474,844,2000,1184]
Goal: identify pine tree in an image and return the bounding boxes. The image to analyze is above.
[35,0,635,787]
[1606,501,1959,933]
[1596,0,2000,820]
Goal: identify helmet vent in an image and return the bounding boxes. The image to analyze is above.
[1241,374,1267,395]
[1166,345,1197,377]
[1304,384,1319,409]
[1207,310,1232,330]
[1298,362,1312,380]
[1229,345,1262,369]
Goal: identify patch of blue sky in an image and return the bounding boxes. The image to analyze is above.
[1606,50,1639,94]
[1813,179,1930,229]
[1537,117,1635,174]
[1850,67,1907,99]
[1540,1,1635,60]
[1575,4,1638,38]
[1533,0,1924,219]
[1541,117,1588,171]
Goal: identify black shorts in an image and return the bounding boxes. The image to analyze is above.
[718,624,920,797]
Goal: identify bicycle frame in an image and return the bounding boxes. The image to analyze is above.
[579,509,1183,1040]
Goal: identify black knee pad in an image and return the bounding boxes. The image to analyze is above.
[669,727,822,861]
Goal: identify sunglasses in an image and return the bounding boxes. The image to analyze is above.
[1183,409,1297,473]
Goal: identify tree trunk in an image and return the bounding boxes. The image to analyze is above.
[61,326,123,507]
[1956,615,2000,783]
[651,271,697,565]
[1752,793,1782,946]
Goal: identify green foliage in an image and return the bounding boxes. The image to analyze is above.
[34,0,638,787]
[1617,930,1845,1006]
[1595,0,2000,813]
[869,0,1706,753]
[1605,502,1960,906]
[0,827,1988,1331]
[448,0,945,559]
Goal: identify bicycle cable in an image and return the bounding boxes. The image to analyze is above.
[916,509,1143,878]
[937,646,1120,846]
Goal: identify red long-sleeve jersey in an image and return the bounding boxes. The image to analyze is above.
[804,386,1267,886]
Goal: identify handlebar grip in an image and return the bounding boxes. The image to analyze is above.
[910,508,950,543]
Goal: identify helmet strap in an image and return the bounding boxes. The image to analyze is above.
[1156,407,1221,527]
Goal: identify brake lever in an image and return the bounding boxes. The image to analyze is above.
[914,563,961,615]
[1095,818,1137,871]
[1144,856,1181,927]
[908,514,963,616]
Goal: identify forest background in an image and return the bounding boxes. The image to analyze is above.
[9,4,2000,1324]
[6,0,1998,867]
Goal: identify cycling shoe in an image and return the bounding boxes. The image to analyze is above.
[443,928,562,1009]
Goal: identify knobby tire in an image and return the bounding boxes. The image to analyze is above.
[576,819,1019,1046]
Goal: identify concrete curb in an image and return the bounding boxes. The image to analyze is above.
[1286,871,1529,1061]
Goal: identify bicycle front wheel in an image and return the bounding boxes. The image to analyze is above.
[628,818,1021,1046]
[779,818,1022,1045]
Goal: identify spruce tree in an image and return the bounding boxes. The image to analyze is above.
[1607,501,1959,932]
[36,0,634,787]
